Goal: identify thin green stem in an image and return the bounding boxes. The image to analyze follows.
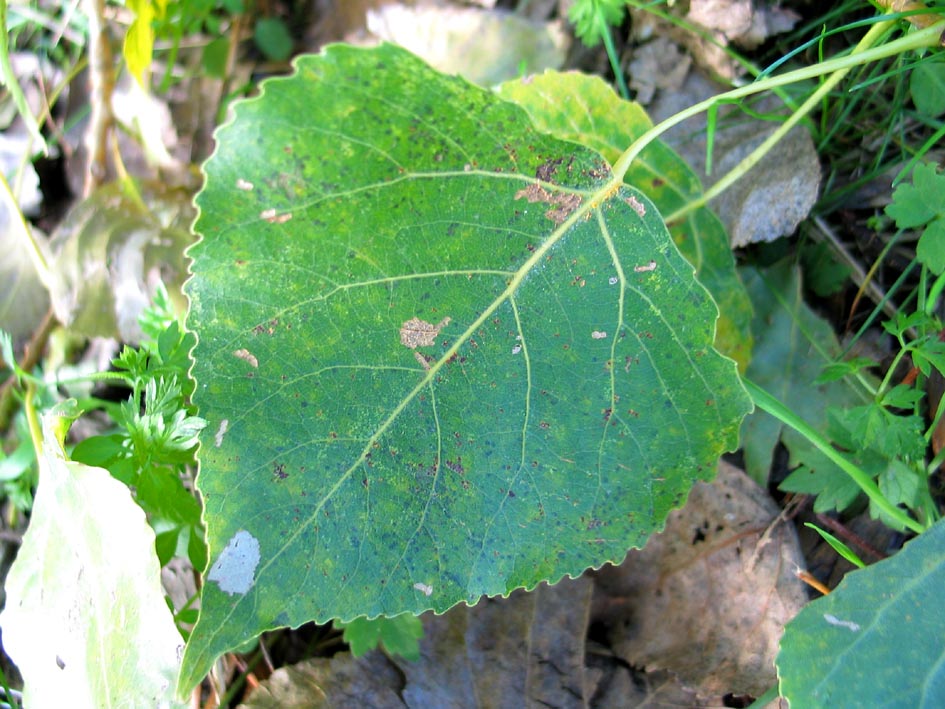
[23,382,43,468]
[609,19,945,186]
[925,271,945,316]
[598,12,629,100]
[745,378,926,535]
[876,346,908,399]
[666,19,896,222]
[746,684,780,709]
[0,171,49,288]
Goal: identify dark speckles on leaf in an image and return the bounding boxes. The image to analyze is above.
[536,157,563,181]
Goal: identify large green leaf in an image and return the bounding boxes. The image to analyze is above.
[497,72,752,369]
[180,43,751,692]
[0,404,185,707]
[778,519,945,706]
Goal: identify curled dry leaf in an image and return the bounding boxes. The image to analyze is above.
[45,180,194,341]
[241,576,595,707]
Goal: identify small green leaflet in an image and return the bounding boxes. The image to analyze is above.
[886,162,945,275]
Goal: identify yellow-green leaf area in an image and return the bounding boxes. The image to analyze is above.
[498,72,753,369]
[180,43,751,694]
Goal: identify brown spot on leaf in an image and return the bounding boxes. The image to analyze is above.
[233,348,258,368]
[400,316,451,349]
[260,208,292,224]
[536,157,563,181]
[514,183,582,225]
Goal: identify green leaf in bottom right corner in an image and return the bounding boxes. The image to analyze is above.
[777,518,945,708]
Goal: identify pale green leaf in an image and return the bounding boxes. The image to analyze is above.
[739,262,867,485]
[886,162,945,229]
[917,218,945,275]
[0,404,185,708]
[911,59,945,118]
[339,614,424,661]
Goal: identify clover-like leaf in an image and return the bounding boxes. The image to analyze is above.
[179,44,750,693]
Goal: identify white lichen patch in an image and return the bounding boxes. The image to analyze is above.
[208,530,261,596]
[214,419,229,448]
[413,582,433,597]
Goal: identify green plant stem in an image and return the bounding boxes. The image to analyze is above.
[926,271,945,315]
[597,11,629,100]
[609,18,945,187]
[746,684,780,708]
[0,171,49,288]
[0,0,47,155]
[23,381,43,468]
[744,378,926,535]
[666,18,896,222]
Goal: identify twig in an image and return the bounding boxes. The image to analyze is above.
[83,0,116,193]
[814,513,889,561]
[0,307,57,432]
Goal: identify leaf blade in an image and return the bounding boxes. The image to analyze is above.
[778,519,945,707]
[180,44,750,693]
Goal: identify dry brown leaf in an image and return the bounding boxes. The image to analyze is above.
[593,460,807,698]
[241,576,595,707]
[239,650,403,708]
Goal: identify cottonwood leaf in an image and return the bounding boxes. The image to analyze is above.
[778,518,945,707]
[180,43,750,693]
[497,71,752,369]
